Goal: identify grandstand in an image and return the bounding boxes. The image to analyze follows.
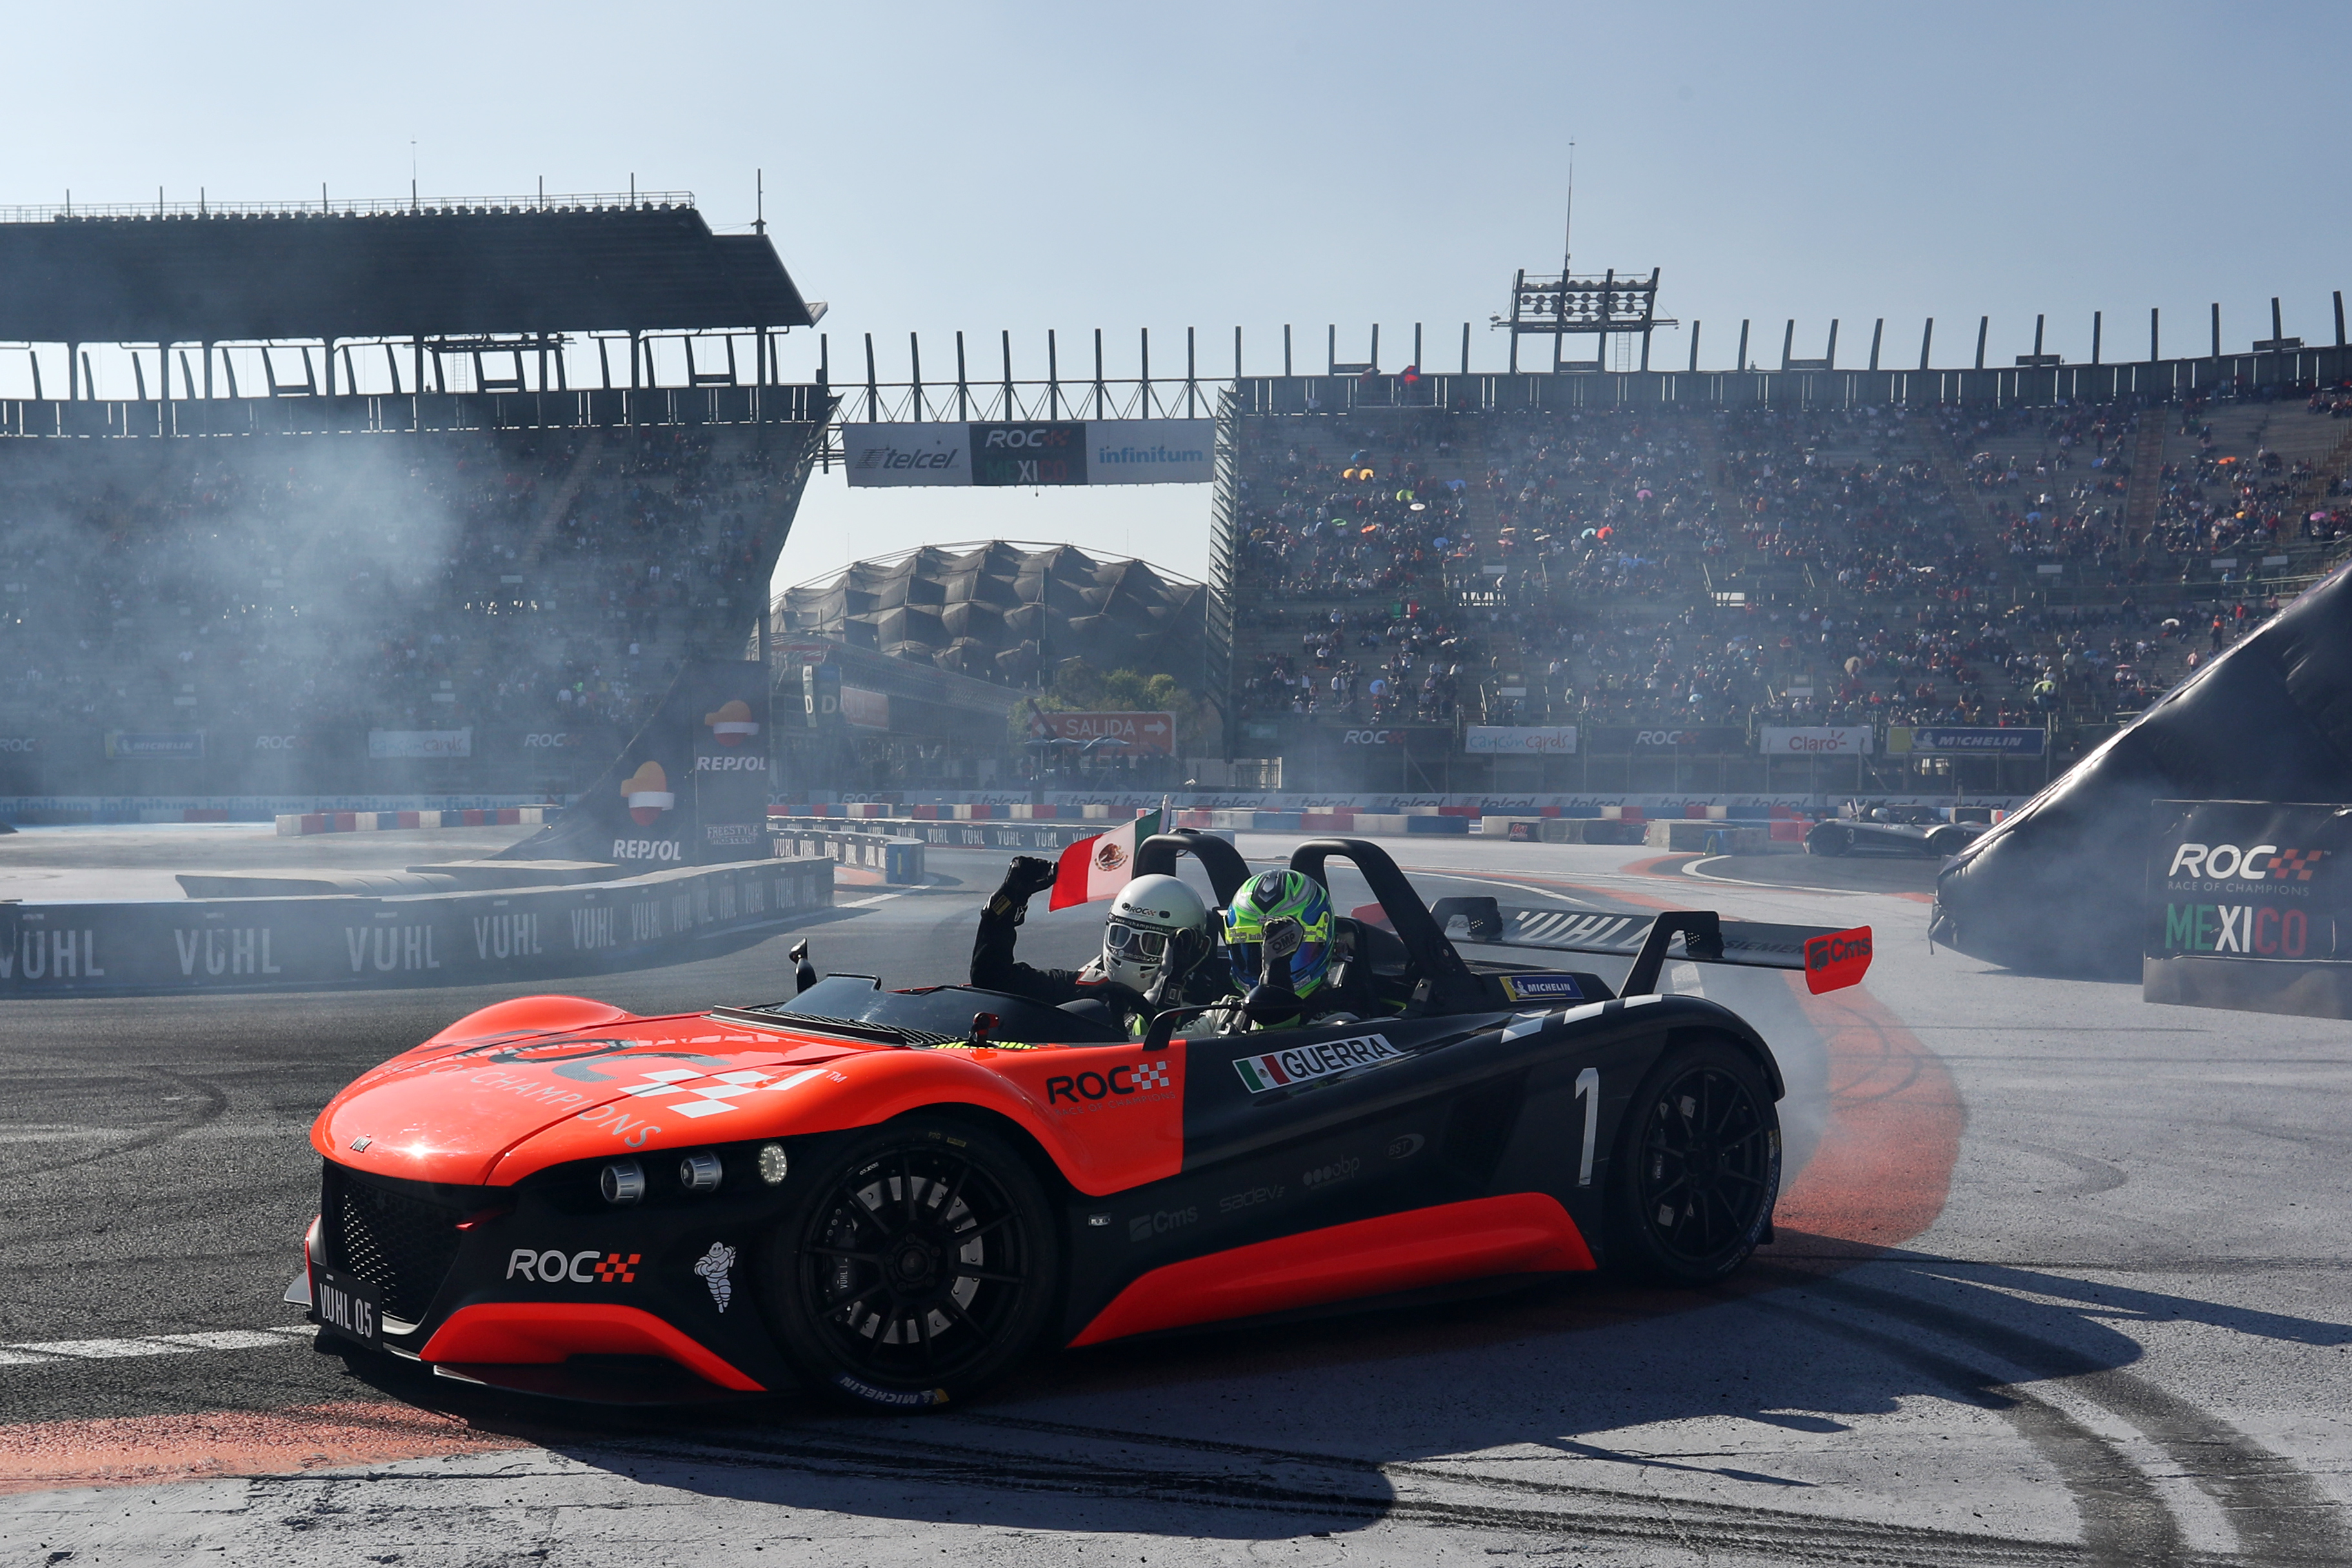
[1213,373,2352,795]
[0,194,829,803]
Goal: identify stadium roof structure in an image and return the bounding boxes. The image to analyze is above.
[0,193,818,344]
[779,541,1206,690]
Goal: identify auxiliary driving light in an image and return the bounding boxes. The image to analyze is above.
[757,1142,790,1186]
[599,1159,645,1206]
[678,1151,724,1193]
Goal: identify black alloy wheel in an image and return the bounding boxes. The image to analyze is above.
[1606,1039,1780,1285]
[761,1115,1059,1411]
[1809,824,1850,857]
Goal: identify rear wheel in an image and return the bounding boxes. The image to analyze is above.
[1808,825,1850,857]
[1606,1039,1779,1285]
[759,1116,1059,1411]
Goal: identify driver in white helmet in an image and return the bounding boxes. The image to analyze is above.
[971,855,1228,1031]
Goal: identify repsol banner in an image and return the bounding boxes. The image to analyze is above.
[0,857,830,998]
[2144,799,2352,1018]
[497,659,770,868]
[842,420,1213,488]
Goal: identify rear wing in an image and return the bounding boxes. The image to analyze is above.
[1428,898,1872,997]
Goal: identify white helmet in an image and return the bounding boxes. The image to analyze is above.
[1100,874,1211,991]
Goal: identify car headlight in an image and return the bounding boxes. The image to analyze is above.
[678,1151,723,1193]
[757,1142,789,1186]
[599,1160,645,1206]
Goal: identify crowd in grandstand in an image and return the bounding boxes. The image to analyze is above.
[1225,381,2351,744]
[0,426,795,741]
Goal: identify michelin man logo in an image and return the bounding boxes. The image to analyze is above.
[695,1241,737,1312]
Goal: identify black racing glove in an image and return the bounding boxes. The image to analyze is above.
[988,855,1058,920]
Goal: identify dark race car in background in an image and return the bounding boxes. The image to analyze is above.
[292,832,1871,1411]
[1808,805,1991,858]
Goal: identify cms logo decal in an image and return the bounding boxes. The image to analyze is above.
[2167,844,2328,882]
[1802,926,1873,995]
[1045,1058,1171,1106]
[506,1249,640,1284]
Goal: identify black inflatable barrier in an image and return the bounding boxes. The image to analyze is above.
[0,856,832,998]
[1934,561,2352,977]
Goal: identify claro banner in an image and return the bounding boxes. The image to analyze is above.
[2144,799,2352,1018]
[1759,726,1874,755]
[843,421,1213,488]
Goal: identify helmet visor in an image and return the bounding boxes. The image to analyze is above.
[1103,919,1169,960]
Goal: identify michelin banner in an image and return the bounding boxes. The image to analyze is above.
[844,421,1213,488]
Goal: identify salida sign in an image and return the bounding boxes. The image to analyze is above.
[1031,710,1176,757]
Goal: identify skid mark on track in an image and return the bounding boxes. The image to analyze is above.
[1774,1267,2352,1567]
[1,1068,227,1180]
[2009,1140,2130,1197]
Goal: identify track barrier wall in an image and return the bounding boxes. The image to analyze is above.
[766,820,928,886]
[0,856,832,998]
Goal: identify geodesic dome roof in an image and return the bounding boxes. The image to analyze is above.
[778,541,1206,689]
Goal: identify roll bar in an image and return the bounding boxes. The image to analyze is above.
[1131,829,1253,905]
[1286,837,1486,1012]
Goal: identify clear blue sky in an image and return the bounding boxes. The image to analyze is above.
[12,1,2347,587]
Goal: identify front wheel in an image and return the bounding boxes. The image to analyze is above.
[1605,1039,1780,1285]
[759,1115,1061,1411]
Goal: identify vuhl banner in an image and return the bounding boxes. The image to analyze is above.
[2144,799,2352,1018]
[499,659,771,868]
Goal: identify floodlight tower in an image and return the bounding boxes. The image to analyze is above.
[1491,158,1675,372]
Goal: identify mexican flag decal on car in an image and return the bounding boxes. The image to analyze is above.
[1232,1033,1404,1095]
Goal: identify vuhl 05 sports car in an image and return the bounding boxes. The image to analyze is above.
[294,834,1871,1410]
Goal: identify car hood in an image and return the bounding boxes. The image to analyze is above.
[312,1018,869,1186]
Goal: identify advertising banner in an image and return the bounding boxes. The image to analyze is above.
[497,659,769,869]
[1463,726,1578,755]
[2144,799,2352,1018]
[843,422,970,486]
[0,858,831,997]
[1890,726,2047,757]
[692,670,771,862]
[841,687,891,731]
[842,420,1215,488]
[1086,421,1216,485]
[106,731,204,762]
[368,729,472,760]
[1760,726,1873,756]
[1029,710,1177,757]
[1588,726,1745,755]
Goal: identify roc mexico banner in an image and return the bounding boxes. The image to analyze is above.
[2144,799,2352,1018]
[844,421,1213,487]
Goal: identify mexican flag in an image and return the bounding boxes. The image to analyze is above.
[1049,808,1164,910]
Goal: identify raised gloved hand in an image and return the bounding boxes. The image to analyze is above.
[1001,855,1057,898]
[988,855,1059,920]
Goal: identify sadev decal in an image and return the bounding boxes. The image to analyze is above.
[1231,1033,1404,1095]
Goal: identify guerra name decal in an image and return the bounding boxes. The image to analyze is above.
[1232,1033,1403,1095]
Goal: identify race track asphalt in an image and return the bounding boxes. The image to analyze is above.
[1,834,2347,1566]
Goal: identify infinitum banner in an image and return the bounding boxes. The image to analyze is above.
[843,420,1213,488]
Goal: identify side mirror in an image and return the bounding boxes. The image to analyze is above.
[788,939,819,994]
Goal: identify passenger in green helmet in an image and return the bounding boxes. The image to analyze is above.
[1218,868,1380,1029]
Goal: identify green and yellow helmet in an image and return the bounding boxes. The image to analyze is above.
[1221,868,1334,997]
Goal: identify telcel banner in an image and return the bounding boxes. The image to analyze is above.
[844,421,1213,488]
[2145,799,2352,1018]
[1890,726,2047,756]
[1464,726,1578,755]
[1760,726,1873,755]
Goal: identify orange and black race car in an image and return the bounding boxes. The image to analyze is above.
[292,834,1870,1410]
